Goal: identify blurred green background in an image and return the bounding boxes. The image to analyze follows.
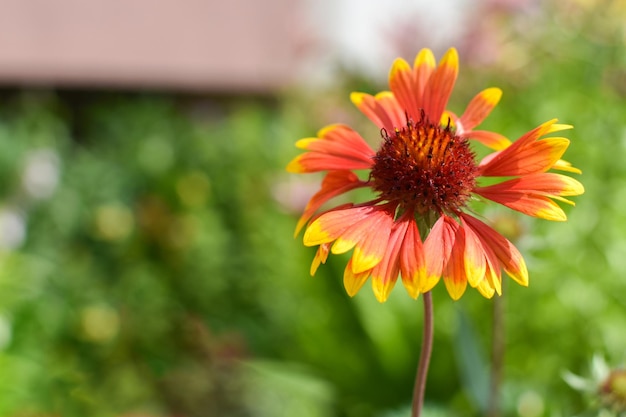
[0,1,624,416]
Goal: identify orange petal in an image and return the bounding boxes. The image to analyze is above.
[389,58,420,121]
[442,221,467,300]
[286,124,375,173]
[422,48,459,124]
[478,172,584,196]
[484,260,502,296]
[475,173,583,221]
[484,119,555,153]
[303,205,369,246]
[399,218,429,298]
[344,259,371,297]
[312,124,375,153]
[350,208,394,273]
[374,92,408,130]
[412,48,436,110]
[552,158,582,174]
[546,123,574,134]
[370,220,407,302]
[481,137,570,177]
[350,91,406,132]
[458,88,502,132]
[465,130,511,150]
[479,120,571,177]
[295,170,365,236]
[462,215,503,296]
[477,190,568,221]
[310,243,330,276]
[461,214,528,287]
[461,221,487,288]
[423,215,456,290]
[476,274,496,298]
[330,206,386,254]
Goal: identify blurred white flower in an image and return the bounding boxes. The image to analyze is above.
[0,208,26,249]
[0,315,12,350]
[21,149,61,200]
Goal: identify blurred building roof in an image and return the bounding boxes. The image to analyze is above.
[0,0,301,93]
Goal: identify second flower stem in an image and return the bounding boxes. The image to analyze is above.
[412,291,434,417]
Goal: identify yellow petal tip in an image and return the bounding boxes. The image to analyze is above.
[414,48,436,68]
[389,57,411,80]
[285,157,304,173]
[482,87,503,105]
[350,92,366,106]
[442,47,459,68]
[302,221,331,246]
[372,281,393,303]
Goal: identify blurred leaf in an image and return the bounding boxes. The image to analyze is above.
[453,306,489,414]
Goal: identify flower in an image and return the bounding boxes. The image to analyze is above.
[564,355,626,415]
[287,47,583,302]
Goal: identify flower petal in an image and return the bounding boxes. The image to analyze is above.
[350,208,394,273]
[423,215,456,289]
[442,221,468,300]
[330,207,386,254]
[399,218,430,297]
[295,170,366,236]
[465,130,512,150]
[422,48,459,124]
[304,205,393,279]
[370,220,406,302]
[479,173,584,196]
[461,221,487,288]
[481,137,571,176]
[389,58,420,120]
[344,259,371,297]
[552,158,582,174]
[476,274,496,298]
[479,120,572,177]
[475,173,584,221]
[412,48,436,109]
[477,260,502,298]
[303,205,368,246]
[350,91,406,132]
[484,261,502,296]
[286,124,375,173]
[461,214,528,287]
[311,204,391,274]
[458,87,502,132]
[477,190,568,221]
[461,216,502,296]
[310,243,330,276]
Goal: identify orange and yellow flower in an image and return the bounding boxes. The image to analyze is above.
[287,47,583,302]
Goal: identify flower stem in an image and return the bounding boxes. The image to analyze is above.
[488,284,506,417]
[412,291,434,417]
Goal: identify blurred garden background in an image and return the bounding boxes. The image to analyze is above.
[0,0,624,416]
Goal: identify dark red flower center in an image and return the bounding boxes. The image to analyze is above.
[370,115,478,216]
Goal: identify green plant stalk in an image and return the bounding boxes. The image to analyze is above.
[412,291,434,417]
[489,284,506,417]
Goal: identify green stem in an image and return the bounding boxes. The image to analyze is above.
[412,291,434,417]
[488,283,506,417]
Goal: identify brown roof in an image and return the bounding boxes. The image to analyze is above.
[0,0,301,92]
